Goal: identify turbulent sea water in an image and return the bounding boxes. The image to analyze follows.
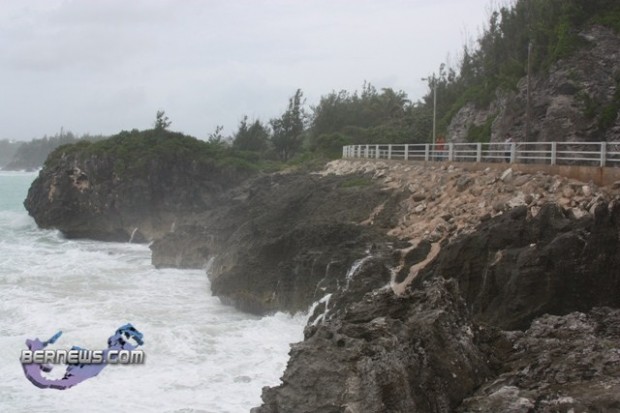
[0,171,305,413]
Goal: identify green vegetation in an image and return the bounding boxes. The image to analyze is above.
[598,77,620,133]
[39,0,620,172]
[340,177,372,188]
[270,89,305,161]
[45,128,279,177]
[432,0,620,132]
[591,2,620,32]
[154,110,172,130]
[233,116,270,153]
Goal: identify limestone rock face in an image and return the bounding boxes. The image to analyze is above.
[425,202,620,330]
[254,278,492,413]
[447,25,620,144]
[459,308,620,413]
[24,147,248,242]
[253,199,620,412]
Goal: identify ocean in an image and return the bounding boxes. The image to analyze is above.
[0,171,305,413]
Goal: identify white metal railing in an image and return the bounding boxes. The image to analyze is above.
[342,142,620,167]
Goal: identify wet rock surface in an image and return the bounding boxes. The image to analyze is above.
[152,171,407,314]
[254,278,492,413]
[253,163,620,413]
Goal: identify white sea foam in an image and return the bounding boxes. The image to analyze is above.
[0,172,305,413]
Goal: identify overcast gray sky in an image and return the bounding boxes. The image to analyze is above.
[0,0,495,141]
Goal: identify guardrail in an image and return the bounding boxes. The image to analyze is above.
[342,142,620,167]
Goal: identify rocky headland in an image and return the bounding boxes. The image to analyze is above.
[24,129,254,242]
[26,139,620,411]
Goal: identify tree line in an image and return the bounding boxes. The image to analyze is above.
[209,0,620,161]
[9,0,617,170]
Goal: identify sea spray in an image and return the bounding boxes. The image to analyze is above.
[0,172,305,413]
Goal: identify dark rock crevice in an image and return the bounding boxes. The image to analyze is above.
[253,199,620,412]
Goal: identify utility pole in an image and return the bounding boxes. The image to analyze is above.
[421,75,437,147]
[432,81,437,147]
[525,42,532,143]
[525,0,532,143]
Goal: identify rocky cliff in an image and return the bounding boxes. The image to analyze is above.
[252,161,620,413]
[448,25,620,144]
[24,129,253,241]
[151,171,407,314]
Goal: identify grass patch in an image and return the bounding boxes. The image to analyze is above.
[340,177,372,188]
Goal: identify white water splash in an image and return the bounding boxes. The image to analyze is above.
[310,293,333,326]
[344,255,372,290]
[128,227,139,243]
[0,172,305,413]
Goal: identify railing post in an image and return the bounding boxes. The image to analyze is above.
[345,141,611,166]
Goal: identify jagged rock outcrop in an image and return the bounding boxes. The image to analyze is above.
[152,172,407,314]
[448,25,620,144]
[253,195,620,412]
[254,278,492,413]
[419,202,620,330]
[459,308,620,412]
